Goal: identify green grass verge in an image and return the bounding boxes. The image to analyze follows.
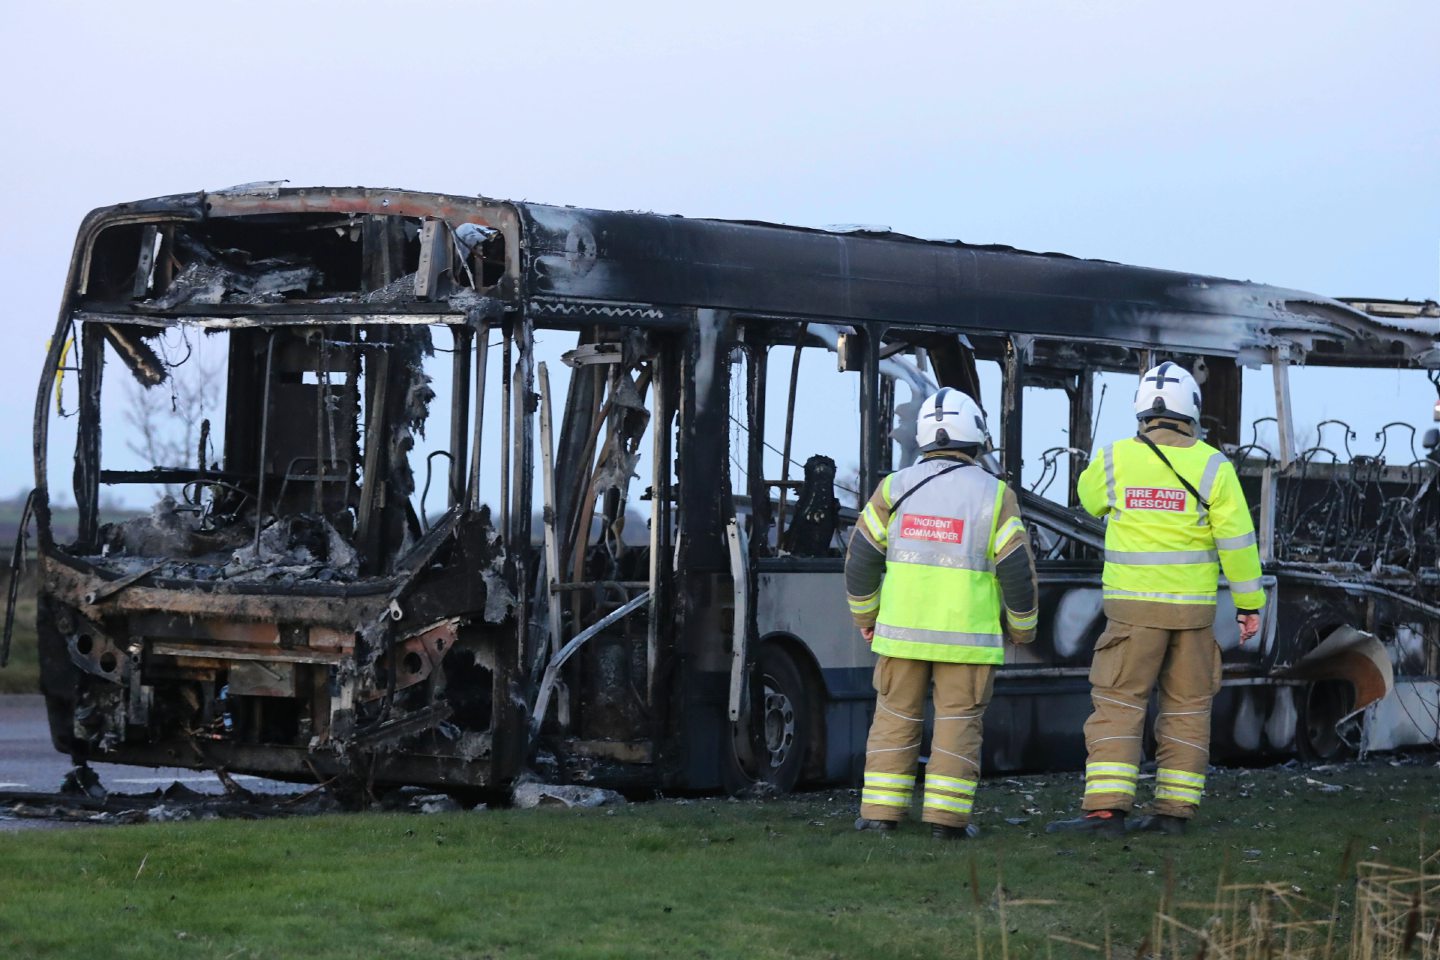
[1,760,1435,959]
[1,570,38,694]
[1,592,39,694]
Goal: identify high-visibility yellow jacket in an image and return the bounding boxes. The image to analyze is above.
[1077,426,1266,621]
[855,458,1032,664]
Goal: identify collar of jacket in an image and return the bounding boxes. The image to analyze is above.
[1138,418,1197,446]
[920,449,978,464]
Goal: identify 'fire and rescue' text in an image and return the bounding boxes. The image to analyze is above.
[1124,487,1187,512]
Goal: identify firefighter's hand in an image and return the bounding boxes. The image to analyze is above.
[1236,612,1260,645]
[860,627,874,643]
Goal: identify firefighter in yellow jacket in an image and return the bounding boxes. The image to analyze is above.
[846,388,1038,840]
[1047,362,1263,837]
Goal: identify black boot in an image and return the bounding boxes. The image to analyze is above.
[854,817,898,832]
[1044,809,1126,837]
[931,823,980,841]
[1127,813,1187,835]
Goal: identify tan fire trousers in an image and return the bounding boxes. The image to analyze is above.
[860,655,995,828]
[1080,621,1222,819]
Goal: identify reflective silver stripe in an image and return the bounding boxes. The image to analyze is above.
[1156,768,1205,787]
[872,623,1004,648]
[884,458,998,574]
[1228,577,1264,594]
[889,546,992,571]
[1105,549,1218,565]
[1196,452,1226,524]
[1103,588,1216,603]
[1103,444,1116,509]
[1007,608,1038,630]
[1215,532,1257,551]
[1154,785,1202,804]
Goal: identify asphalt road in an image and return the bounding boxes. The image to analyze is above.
[1,694,293,831]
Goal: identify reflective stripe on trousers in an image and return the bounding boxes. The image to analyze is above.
[862,771,916,809]
[923,773,977,816]
[1155,767,1205,806]
[1083,761,1139,798]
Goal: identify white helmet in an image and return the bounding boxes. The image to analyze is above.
[916,388,988,451]
[1135,361,1201,422]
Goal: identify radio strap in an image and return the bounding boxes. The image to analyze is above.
[1134,434,1210,512]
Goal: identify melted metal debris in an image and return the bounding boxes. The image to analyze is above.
[97,502,362,584]
[511,774,626,809]
[0,781,342,826]
[228,514,360,583]
[0,782,503,826]
[152,260,319,309]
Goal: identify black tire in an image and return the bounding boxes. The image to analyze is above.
[1296,679,1357,762]
[721,645,810,796]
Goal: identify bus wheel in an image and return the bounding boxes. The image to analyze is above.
[723,645,809,796]
[1296,679,1358,762]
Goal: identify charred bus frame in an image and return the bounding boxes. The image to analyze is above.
[8,185,1438,798]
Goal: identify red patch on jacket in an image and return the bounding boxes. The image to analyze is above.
[899,514,964,543]
[1124,487,1187,512]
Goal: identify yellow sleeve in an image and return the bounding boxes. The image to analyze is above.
[1209,462,1265,611]
[1076,445,1111,518]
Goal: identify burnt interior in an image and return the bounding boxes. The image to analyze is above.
[41,207,519,783]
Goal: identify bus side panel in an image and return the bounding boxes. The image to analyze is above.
[755,569,871,783]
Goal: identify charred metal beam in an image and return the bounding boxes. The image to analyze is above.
[99,324,167,387]
[859,326,881,501]
[354,342,390,570]
[647,344,675,701]
[499,322,512,538]
[467,321,489,510]
[1002,337,1025,488]
[414,219,452,300]
[776,324,806,534]
[449,326,473,505]
[1066,367,1094,511]
[361,214,410,292]
[1200,355,1242,449]
[132,224,158,299]
[538,362,564,664]
[74,323,106,550]
[679,308,735,572]
[745,346,771,553]
[252,333,278,552]
[513,318,536,564]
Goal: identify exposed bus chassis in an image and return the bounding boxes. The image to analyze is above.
[9,185,1439,800]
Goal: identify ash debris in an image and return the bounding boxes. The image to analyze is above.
[149,234,320,309]
[94,498,361,584]
[229,514,360,583]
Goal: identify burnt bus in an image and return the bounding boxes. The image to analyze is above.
[5,184,1437,797]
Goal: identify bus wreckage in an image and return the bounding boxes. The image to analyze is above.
[5,184,1438,800]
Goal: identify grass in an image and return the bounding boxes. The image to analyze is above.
[1,759,1435,959]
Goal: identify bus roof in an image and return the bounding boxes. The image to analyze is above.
[75,185,1440,368]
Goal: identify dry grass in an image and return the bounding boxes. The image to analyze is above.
[1033,836,1440,959]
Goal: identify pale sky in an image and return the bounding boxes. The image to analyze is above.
[2,0,1437,508]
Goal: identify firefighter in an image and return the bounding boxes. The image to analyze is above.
[1046,362,1264,838]
[846,388,1038,840]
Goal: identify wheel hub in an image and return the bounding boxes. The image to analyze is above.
[762,678,796,769]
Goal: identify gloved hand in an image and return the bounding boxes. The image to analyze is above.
[1236,612,1260,645]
